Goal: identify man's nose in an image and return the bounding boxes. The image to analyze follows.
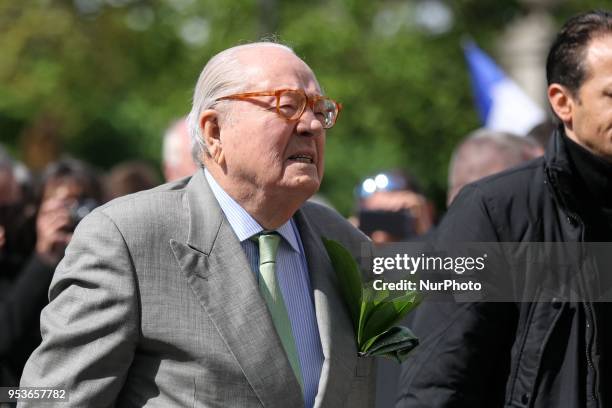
[296,108,324,137]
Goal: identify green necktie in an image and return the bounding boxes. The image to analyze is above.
[253,232,304,391]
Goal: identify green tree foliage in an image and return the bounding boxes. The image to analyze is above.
[1,0,609,213]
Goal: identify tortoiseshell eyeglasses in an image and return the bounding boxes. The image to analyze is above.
[215,88,342,129]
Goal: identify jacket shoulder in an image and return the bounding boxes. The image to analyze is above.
[82,177,192,246]
[472,157,544,198]
[97,178,189,222]
[299,200,373,278]
[300,201,368,243]
[448,157,548,241]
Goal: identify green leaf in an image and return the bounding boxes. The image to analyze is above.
[322,238,363,329]
[322,238,421,362]
[361,290,421,351]
[360,326,419,363]
[357,285,384,347]
[358,292,369,346]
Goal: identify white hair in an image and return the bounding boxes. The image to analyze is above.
[187,42,296,167]
[162,118,188,167]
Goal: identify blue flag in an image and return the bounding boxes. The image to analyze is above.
[463,41,545,135]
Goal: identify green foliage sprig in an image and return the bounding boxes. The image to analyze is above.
[323,238,420,363]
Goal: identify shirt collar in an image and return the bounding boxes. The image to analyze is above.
[204,169,301,253]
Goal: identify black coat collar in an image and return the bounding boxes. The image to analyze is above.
[544,125,584,225]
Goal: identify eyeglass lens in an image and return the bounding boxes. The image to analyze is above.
[278,90,337,128]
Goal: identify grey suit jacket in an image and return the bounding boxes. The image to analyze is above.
[19,171,375,407]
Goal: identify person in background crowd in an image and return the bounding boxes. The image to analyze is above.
[20,42,375,408]
[0,146,37,389]
[527,119,556,148]
[162,117,199,182]
[1,157,102,389]
[447,129,544,205]
[0,147,35,275]
[352,170,434,408]
[397,10,612,408]
[105,160,160,200]
[355,169,434,244]
[35,158,103,266]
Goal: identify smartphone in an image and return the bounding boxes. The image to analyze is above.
[358,209,415,240]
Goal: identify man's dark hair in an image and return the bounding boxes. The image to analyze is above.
[41,157,103,203]
[546,10,612,96]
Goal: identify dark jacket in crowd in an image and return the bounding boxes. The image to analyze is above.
[0,256,54,387]
[397,127,612,408]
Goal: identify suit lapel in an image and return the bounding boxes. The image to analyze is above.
[170,171,303,408]
[294,210,358,408]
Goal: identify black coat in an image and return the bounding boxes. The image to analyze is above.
[0,255,54,386]
[396,129,609,408]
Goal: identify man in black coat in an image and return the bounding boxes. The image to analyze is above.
[397,10,612,408]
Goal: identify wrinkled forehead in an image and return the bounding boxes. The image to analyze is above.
[235,47,322,93]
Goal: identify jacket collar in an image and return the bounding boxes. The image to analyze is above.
[544,125,584,225]
[185,169,224,255]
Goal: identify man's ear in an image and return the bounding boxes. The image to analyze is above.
[199,109,224,166]
[548,83,576,129]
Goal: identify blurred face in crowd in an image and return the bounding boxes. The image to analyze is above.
[0,169,19,249]
[203,46,326,205]
[163,120,198,182]
[43,176,85,203]
[0,168,20,205]
[359,190,433,243]
[549,34,612,161]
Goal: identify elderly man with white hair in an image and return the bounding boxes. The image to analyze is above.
[20,42,375,408]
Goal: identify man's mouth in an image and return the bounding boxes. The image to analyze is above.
[288,154,314,164]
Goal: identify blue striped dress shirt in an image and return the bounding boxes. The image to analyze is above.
[205,170,324,408]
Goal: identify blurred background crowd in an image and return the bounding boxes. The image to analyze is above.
[0,0,609,406]
[0,117,197,390]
